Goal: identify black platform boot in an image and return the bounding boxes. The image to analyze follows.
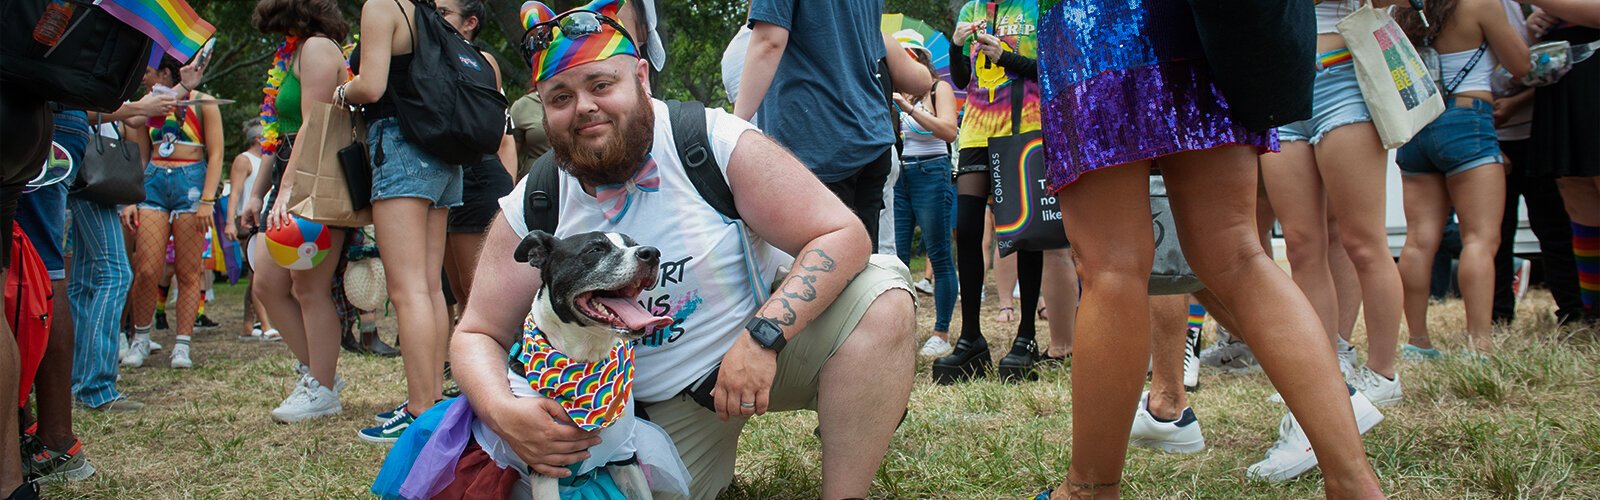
[998,337,1041,382]
[932,335,991,385]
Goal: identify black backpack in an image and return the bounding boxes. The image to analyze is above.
[0,1,153,113]
[392,0,507,165]
[523,100,739,233]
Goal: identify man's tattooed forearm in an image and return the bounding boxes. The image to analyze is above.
[798,249,835,273]
[767,297,798,326]
[781,274,818,302]
[760,250,835,326]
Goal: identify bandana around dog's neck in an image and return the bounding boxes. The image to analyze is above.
[510,314,634,432]
[522,0,639,83]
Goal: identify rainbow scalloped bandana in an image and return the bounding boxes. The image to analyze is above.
[510,314,634,432]
[521,0,639,83]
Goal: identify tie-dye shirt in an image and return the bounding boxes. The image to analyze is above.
[499,99,791,402]
[956,0,1041,151]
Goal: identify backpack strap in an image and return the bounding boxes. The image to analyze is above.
[522,152,562,234]
[519,100,737,234]
[666,100,739,222]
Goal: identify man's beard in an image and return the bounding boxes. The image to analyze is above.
[547,86,655,186]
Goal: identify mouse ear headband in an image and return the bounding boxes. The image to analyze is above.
[521,0,639,83]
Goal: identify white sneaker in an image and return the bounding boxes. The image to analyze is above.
[271,375,342,423]
[1248,387,1384,482]
[1335,337,1358,379]
[170,344,192,369]
[117,333,129,360]
[294,363,348,393]
[919,336,954,358]
[1350,366,1401,406]
[121,338,151,367]
[1183,327,1201,391]
[913,278,935,295]
[149,339,163,353]
[1012,283,1021,299]
[1129,391,1205,453]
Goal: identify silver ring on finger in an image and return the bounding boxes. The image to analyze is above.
[739,402,755,409]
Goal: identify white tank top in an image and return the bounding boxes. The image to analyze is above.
[900,100,950,158]
[240,151,262,203]
[1316,0,1362,34]
[1437,46,1496,94]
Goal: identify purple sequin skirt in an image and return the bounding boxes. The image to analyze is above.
[1039,0,1276,191]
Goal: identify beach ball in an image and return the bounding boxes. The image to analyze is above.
[247,235,267,272]
[264,216,332,270]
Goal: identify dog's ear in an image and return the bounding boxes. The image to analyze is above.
[514,230,555,269]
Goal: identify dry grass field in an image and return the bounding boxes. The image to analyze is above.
[44,278,1600,499]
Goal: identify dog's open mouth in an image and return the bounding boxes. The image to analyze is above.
[574,275,674,335]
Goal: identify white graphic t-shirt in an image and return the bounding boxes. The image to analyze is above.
[499,99,790,402]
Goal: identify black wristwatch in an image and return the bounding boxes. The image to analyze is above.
[745,317,787,354]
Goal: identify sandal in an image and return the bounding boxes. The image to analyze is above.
[993,306,1016,323]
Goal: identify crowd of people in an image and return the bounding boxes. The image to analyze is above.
[3,0,1597,498]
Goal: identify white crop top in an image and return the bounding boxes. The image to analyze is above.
[1436,46,1496,94]
[1316,0,1363,34]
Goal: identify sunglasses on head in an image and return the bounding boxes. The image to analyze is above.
[521,10,634,59]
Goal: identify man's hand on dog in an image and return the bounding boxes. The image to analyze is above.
[486,395,603,477]
[713,335,779,420]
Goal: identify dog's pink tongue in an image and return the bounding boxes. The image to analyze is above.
[597,297,674,332]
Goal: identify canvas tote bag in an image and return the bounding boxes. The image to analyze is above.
[1337,0,1445,149]
[289,101,370,227]
[990,83,1068,257]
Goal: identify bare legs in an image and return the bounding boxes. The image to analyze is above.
[1399,166,1506,353]
[445,231,487,319]
[250,231,345,388]
[1145,294,1190,420]
[1056,146,1381,498]
[374,198,450,415]
[1261,142,1341,350]
[817,290,915,499]
[1317,124,1405,378]
[1057,161,1154,498]
[1042,249,1078,358]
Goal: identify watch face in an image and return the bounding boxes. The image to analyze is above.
[749,318,783,348]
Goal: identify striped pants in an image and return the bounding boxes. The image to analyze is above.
[67,195,132,407]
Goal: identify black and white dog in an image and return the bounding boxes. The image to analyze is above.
[511,230,676,499]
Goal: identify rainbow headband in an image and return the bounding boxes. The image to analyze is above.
[521,0,639,83]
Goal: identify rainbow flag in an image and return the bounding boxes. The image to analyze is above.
[99,0,214,62]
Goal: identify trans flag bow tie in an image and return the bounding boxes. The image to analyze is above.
[594,156,659,223]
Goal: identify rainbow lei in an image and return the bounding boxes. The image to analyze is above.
[259,36,301,155]
[510,315,634,432]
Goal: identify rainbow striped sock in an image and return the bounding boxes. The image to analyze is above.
[1187,303,1206,333]
[1575,222,1599,309]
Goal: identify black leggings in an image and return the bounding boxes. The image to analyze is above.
[955,169,1042,347]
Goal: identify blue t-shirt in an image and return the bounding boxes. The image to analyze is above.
[748,0,892,183]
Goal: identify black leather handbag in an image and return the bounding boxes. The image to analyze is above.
[72,125,146,206]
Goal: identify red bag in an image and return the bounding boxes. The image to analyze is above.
[6,223,53,408]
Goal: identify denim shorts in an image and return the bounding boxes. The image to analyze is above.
[368,117,463,208]
[1276,62,1371,145]
[1396,99,1504,177]
[140,161,207,214]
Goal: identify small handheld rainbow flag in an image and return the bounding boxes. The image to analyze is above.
[98,0,215,62]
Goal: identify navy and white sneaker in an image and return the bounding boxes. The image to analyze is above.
[1129,391,1205,453]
